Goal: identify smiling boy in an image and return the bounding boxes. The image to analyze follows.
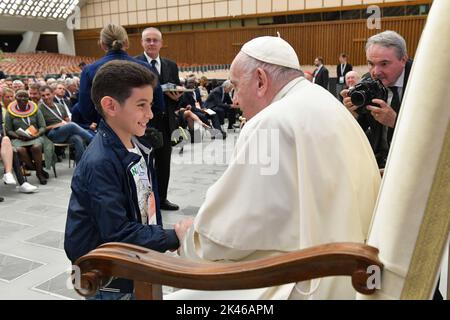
[64,60,192,299]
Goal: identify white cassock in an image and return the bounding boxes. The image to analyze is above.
[166,77,381,300]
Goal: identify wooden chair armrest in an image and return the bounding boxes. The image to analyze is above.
[74,242,382,299]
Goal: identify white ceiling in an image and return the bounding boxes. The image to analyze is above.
[0,0,86,34]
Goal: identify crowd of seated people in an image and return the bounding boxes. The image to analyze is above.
[0,70,90,202]
[176,74,238,140]
[0,64,241,201]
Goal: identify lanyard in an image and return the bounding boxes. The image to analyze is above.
[340,64,346,75]
[21,117,31,126]
[42,102,63,121]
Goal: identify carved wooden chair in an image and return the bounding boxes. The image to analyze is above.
[72,0,449,300]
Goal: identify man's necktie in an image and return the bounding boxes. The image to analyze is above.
[150,60,158,74]
[389,86,400,113]
[386,86,401,145]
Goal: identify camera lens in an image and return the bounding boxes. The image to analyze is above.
[350,90,367,107]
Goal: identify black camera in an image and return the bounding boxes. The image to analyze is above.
[348,78,388,115]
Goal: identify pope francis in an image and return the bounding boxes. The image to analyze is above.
[169,36,381,300]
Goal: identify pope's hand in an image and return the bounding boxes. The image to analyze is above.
[174,217,194,244]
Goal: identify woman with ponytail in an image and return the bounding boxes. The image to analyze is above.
[72,24,165,136]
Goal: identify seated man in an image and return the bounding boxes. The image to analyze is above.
[344,70,361,89]
[53,83,73,119]
[39,85,93,164]
[28,83,42,105]
[178,75,221,137]
[203,80,236,137]
[178,75,210,124]
[339,71,361,119]
[168,36,381,300]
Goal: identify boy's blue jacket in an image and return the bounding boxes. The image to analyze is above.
[65,120,179,291]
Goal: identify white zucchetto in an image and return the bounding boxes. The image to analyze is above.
[241,36,301,70]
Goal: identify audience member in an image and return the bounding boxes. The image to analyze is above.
[136,27,181,211]
[72,24,164,142]
[1,87,14,123]
[12,80,25,92]
[344,70,360,89]
[58,67,73,80]
[203,80,235,135]
[336,53,353,101]
[176,75,216,140]
[39,85,92,164]
[312,56,329,90]
[78,61,87,71]
[198,76,209,102]
[4,78,13,89]
[0,107,17,186]
[65,78,79,106]
[340,71,361,118]
[4,90,54,185]
[34,71,44,79]
[54,83,72,117]
[28,83,41,104]
[341,30,413,168]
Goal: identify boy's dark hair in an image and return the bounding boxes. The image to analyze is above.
[91,60,156,117]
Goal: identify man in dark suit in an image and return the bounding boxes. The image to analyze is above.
[54,83,73,115]
[179,75,225,134]
[313,56,329,91]
[342,31,412,169]
[136,27,180,211]
[65,78,79,107]
[336,53,353,101]
[343,30,443,301]
[203,81,235,137]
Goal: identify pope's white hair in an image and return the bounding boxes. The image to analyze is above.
[237,52,303,85]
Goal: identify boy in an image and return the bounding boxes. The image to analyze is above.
[64,60,192,300]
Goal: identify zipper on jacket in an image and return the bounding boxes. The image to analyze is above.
[126,160,140,221]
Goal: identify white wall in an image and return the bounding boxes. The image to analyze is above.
[79,0,431,29]
[16,31,41,53]
[57,29,76,56]
[0,15,76,55]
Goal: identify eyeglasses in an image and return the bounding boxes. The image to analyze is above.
[143,38,161,44]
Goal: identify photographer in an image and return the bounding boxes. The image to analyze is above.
[341,31,413,168]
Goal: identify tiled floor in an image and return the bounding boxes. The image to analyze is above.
[0,130,236,300]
